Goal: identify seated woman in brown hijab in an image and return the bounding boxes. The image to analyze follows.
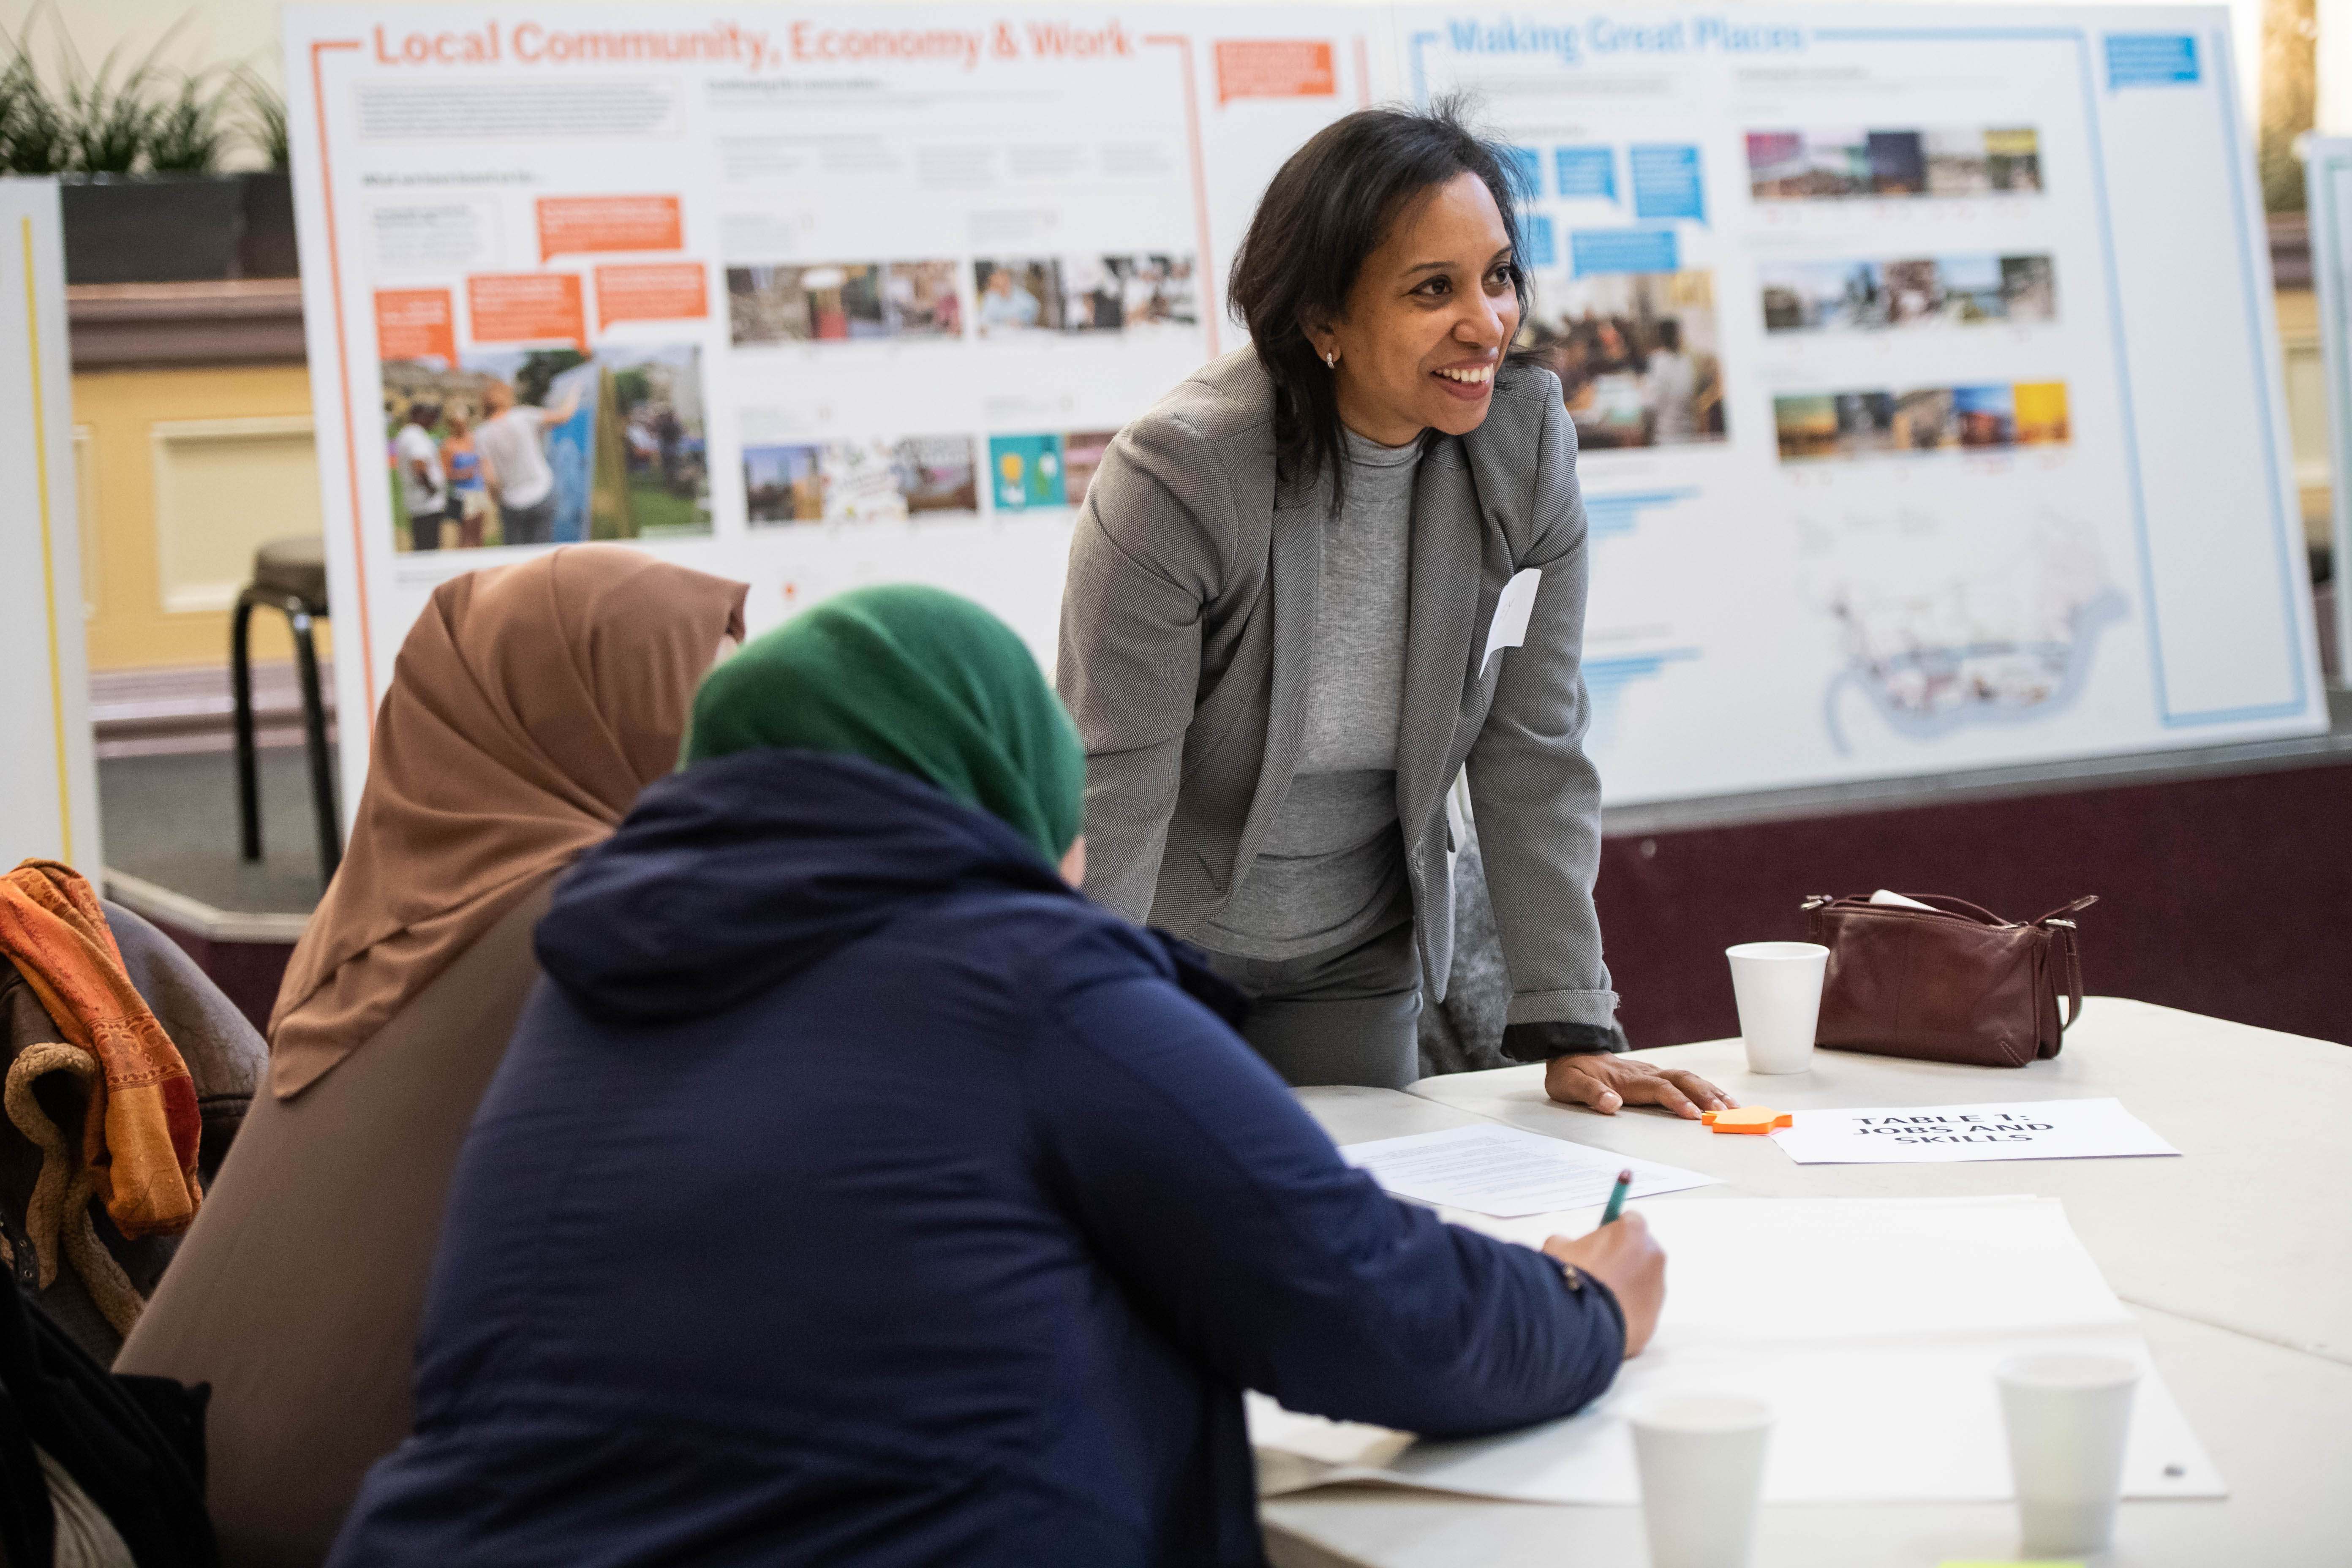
[114,546,747,1568]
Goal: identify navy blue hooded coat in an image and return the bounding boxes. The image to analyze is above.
[327,748,1627,1568]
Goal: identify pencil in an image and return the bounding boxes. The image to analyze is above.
[1600,1169,1632,1226]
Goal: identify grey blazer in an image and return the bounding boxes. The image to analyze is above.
[1056,348,1618,1033]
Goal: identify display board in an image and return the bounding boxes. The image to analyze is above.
[283,4,2325,807]
[1410,5,2324,799]
[2304,133,2352,677]
[0,180,99,873]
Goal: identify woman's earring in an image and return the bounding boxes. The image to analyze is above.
[1323,350,1338,370]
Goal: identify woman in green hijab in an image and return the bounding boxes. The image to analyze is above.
[682,583,1088,880]
[330,583,1660,1568]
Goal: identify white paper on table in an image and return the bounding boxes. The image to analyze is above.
[1355,1335,2223,1505]
[1339,1123,1716,1218]
[1247,1197,2227,1505]
[1634,1196,2132,1344]
[1480,568,1542,671]
[1770,1098,2181,1165]
[1245,1396,1413,1481]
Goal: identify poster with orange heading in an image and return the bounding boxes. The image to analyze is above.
[283,2,1380,798]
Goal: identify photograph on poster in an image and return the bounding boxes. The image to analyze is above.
[972,255,1199,335]
[1061,429,1116,509]
[986,430,1122,510]
[1775,381,2070,460]
[728,262,886,343]
[1061,254,1200,332]
[381,342,708,551]
[1746,126,2042,200]
[1520,269,1725,447]
[728,261,966,344]
[886,260,962,337]
[974,259,1066,335]
[744,435,978,525]
[1761,253,2057,332]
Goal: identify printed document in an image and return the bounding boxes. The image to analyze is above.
[1770,1097,2181,1165]
[1339,1123,1715,1218]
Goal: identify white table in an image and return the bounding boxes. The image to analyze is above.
[1264,999,2352,1567]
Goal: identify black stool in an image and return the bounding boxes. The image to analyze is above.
[232,536,341,881]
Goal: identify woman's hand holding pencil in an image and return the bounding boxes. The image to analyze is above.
[1543,1173,1666,1357]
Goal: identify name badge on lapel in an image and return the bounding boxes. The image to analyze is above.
[1481,569,1543,674]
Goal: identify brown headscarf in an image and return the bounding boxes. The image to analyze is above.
[267,546,747,1098]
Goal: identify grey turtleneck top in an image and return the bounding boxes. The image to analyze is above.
[1204,426,1421,960]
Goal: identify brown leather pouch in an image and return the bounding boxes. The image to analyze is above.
[1801,893,2097,1067]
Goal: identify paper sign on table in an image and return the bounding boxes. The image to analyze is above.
[1339,1123,1715,1218]
[1770,1098,2180,1165]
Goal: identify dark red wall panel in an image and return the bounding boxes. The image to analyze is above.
[1597,760,2352,1049]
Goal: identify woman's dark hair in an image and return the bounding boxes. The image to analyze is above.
[1227,98,1534,509]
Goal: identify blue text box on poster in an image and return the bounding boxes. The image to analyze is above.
[1630,144,1705,223]
[1555,146,1616,201]
[1571,228,1679,276]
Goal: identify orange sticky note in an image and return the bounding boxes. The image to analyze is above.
[1703,1107,1793,1135]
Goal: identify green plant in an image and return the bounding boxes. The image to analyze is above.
[146,70,231,173]
[0,6,248,176]
[237,68,286,171]
[0,48,22,158]
[0,27,71,174]
[62,42,163,173]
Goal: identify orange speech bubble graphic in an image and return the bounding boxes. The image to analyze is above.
[594,262,708,326]
[373,288,456,363]
[537,194,683,261]
[466,272,587,350]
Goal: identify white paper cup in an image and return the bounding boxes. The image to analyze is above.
[1725,942,1828,1074]
[1630,1394,1772,1568]
[1996,1353,2140,1555]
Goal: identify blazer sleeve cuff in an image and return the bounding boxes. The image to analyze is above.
[1500,1020,1629,1063]
[1503,988,1620,1029]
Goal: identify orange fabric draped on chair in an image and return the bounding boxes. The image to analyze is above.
[0,862,203,1240]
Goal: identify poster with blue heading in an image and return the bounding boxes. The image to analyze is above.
[1398,3,2323,801]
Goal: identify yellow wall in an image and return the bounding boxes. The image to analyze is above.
[72,362,334,671]
[2273,287,2335,547]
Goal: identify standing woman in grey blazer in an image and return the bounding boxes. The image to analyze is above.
[1057,102,1734,1111]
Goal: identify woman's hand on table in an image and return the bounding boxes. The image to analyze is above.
[1544,1214,1664,1356]
[1542,1053,1736,1120]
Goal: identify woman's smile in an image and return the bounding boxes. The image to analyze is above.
[1432,360,1498,400]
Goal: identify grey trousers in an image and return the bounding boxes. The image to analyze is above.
[1202,915,1423,1089]
[500,493,558,546]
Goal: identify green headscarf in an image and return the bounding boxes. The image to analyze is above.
[681,585,1085,864]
